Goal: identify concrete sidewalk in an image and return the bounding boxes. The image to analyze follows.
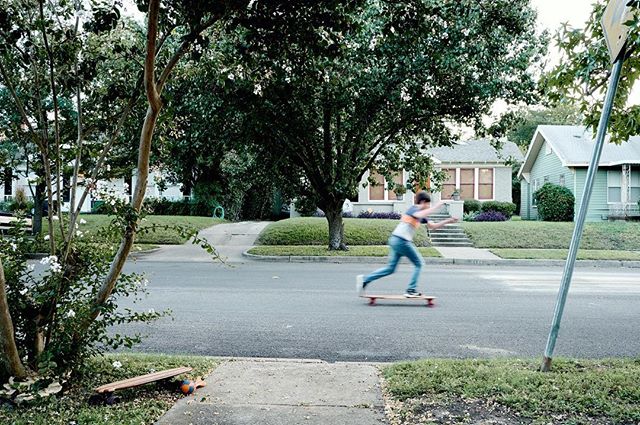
[138,221,270,263]
[156,359,387,425]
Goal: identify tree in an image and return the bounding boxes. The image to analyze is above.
[0,0,255,381]
[221,0,546,249]
[501,103,583,148]
[542,1,640,143]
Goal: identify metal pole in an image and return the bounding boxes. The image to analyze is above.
[541,52,625,372]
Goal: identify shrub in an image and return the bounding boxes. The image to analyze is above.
[534,183,575,222]
[143,198,214,217]
[464,199,481,214]
[463,212,478,222]
[357,210,401,220]
[294,195,319,217]
[474,211,508,222]
[481,201,517,218]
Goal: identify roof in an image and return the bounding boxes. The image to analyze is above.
[518,125,640,179]
[426,139,524,164]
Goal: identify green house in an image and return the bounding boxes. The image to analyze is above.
[518,125,640,221]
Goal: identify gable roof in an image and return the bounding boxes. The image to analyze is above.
[427,139,523,164]
[518,125,640,179]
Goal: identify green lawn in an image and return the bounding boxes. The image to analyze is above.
[383,358,640,424]
[491,248,640,261]
[462,221,640,250]
[256,217,430,246]
[247,245,441,257]
[0,353,219,425]
[44,215,224,245]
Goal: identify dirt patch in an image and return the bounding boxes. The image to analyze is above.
[384,394,531,425]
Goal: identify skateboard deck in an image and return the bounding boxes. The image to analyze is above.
[95,366,193,394]
[361,294,436,307]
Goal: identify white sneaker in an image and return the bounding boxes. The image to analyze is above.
[356,275,365,295]
[404,291,422,298]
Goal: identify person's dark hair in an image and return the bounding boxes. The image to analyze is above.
[415,191,431,204]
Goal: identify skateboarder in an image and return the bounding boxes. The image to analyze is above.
[356,191,458,297]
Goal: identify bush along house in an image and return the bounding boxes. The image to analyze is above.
[518,125,640,221]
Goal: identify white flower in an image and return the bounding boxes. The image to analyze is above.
[227,73,235,80]
[400,86,412,102]
[80,219,87,224]
[253,83,263,96]
[50,262,62,273]
[76,230,83,238]
[44,235,50,241]
[52,216,59,221]
[19,288,28,296]
[112,361,122,369]
[66,310,76,318]
[27,264,35,272]
[10,242,17,251]
[106,164,111,172]
[248,0,256,8]
[109,199,116,206]
[148,308,155,314]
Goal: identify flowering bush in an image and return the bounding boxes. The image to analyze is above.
[473,211,508,222]
[0,213,164,383]
[357,211,401,220]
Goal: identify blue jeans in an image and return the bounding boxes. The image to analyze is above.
[364,235,424,292]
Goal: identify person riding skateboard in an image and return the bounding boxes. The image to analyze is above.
[356,191,458,297]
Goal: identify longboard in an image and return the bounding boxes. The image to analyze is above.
[361,294,436,307]
[90,366,193,405]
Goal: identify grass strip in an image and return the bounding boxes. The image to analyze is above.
[0,353,219,425]
[247,245,441,257]
[383,358,640,424]
[491,248,640,261]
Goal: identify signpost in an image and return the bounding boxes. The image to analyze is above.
[540,0,634,372]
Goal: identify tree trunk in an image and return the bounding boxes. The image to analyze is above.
[32,182,45,235]
[325,202,347,250]
[0,258,28,379]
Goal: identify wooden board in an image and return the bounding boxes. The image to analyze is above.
[95,366,192,393]
[361,294,436,307]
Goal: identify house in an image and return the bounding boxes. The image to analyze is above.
[349,139,523,215]
[1,165,185,213]
[518,125,640,221]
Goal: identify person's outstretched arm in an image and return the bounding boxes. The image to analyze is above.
[412,201,446,219]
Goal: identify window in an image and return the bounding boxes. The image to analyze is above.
[369,172,385,201]
[388,172,405,201]
[369,171,404,201]
[608,170,622,203]
[459,169,474,200]
[478,168,493,200]
[532,179,539,206]
[631,168,640,203]
[441,168,456,199]
[559,174,565,186]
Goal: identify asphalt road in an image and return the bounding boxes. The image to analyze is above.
[115,259,640,362]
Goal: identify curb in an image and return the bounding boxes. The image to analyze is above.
[242,251,640,268]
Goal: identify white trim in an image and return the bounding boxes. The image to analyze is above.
[455,168,460,190]
[473,168,479,199]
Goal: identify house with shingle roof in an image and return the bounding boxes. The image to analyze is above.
[349,139,523,215]
[518,125,640,221]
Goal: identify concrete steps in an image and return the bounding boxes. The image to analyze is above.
[427,214,474,247]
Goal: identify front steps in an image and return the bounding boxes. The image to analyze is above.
[427,214,474,247]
